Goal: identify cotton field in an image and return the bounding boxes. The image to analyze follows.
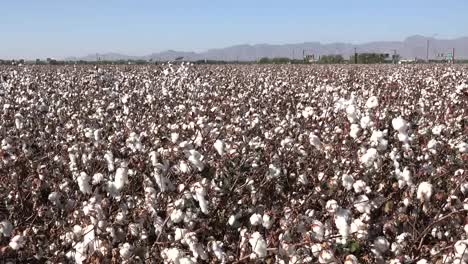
[0,63,467,263]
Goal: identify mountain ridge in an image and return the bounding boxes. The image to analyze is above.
[66,35,468,61]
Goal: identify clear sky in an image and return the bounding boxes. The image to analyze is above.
[1,0,467,59]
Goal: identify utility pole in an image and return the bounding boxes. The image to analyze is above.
[452,48,455,64]
[426,39,429,62]
[293,49,295,60]
[354,48,358,64]
[391,49,397,64]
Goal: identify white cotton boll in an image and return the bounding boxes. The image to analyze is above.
[454,240,468,261]
[171,132,179,143]
[354,195,371,214]
[431,125,444,136]
[344,255,359,264]
[309,133,322,149]
[457,142,468,153]
[318,249,335,263]
[193,184,209,214]
[335,208,350,242]
[262,214,273,229]
[186,149,204,171]
[370,130,388,151]
[326,200,339,214]
[365,96,379,109]
[350,218,368,239]
[310,220,325,241]
[360,115,373,129]
[302,106,314,119]
[77,172,92,194]
[417,182,433,203]
[373,237,390,253]
[392,117,408,134]
[9,235,25,250]
[250,213,262,226]
[104,151,114,172]
[249,232,267,259]
[298,174,308,185]
[228,215,237,226]
[342,174,354,191]
[213,139,226,156]
[149,151,158,167]
[346,105,358,123]
[427,139,438,150]
[119,242,133,260]
[171,209,185,223]
[163,247,184,263]
[14,113,23,130]
[416,259,428,264]
[211,241,226,262]
[461,182,468,195]
[114,167,128,191]
[350,124,361,139]
[267,164,281,179]
[360,148,378,168]
[179,160,190,173]
[175,228,187,241]
[353,180,366,193]
[0,219,13,237]
[92,173,104,185]
[401,167,412,186]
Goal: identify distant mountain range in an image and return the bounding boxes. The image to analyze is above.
[66,35,468,61]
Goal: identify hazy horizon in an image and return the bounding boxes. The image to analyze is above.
[2,0,468,59]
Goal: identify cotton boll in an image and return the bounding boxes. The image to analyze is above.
[365,96,379,109]
[373,236,390,254]
[334,208,350,242]
[210,241,226,262]
[92,173,104,185]
[186,149,204,171]
[114,166,128,191]
[360,148,378,168]
[249,232,267,259]
[417,182,433,203]
[457,142,468,153]
[431,125,444,136]
[318,249,335,263]
[250,213,262,226]
[179,160,190,173]
[310,220,325,241]
[354,195,371,214]
[171,209,185,223]
[77,172,92,194]
[104,151,114,172]
[342,174,354,191]
[9,235,25,250]
[119,242,133,260]
[344,255,359,264]
[262,214,273,229]
[309,133,322,149]
[353,180,366,193]
[0,219,13,237]
[350,124,361,139]
[175,228,187,241]
[213,139,226,156]
[392,117,408,134]
[267,164,281,179]
[360,115,373,129]
[326,200,339,214]
[171,132,179,143]
[193,183,209,214]
[416,259,428,264]
[454,240,468,261]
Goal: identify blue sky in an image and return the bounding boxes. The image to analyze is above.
[1,0,467,59]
